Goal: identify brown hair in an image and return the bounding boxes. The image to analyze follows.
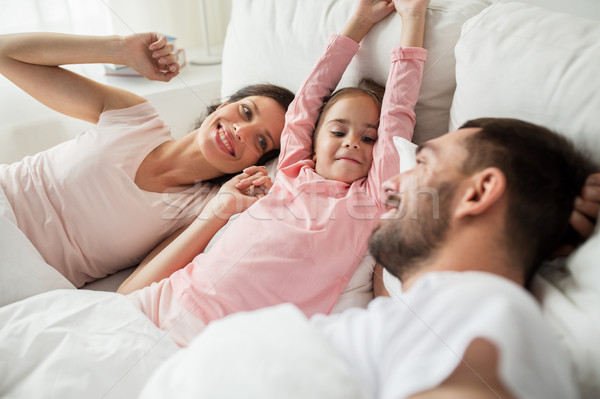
[460,118,597,284]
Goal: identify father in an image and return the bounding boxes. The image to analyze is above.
[311,118,597,399]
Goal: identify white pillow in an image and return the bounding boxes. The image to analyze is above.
[449,2,600,164]
[0,187,74,307]
[140,304,365,399]
[222,0,491,144]
[450,3,600,397]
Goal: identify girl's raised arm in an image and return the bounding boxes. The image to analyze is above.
[393,0,429,48]
[0,32,179,124]
[365,0,429,201]
[278,0,395,168]
[341,0,396,43]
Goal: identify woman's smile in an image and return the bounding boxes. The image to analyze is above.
[216,124,236,156]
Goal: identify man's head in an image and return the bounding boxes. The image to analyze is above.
[369,118,596,285]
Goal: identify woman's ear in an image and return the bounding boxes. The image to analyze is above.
[454,167,506,219]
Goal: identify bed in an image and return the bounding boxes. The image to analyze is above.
[1,0,599,397]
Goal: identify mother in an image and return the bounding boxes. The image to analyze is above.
[0,32,294,287]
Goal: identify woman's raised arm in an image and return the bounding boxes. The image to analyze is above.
[0,32,179,123]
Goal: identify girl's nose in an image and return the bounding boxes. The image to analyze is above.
[344,137,359,148]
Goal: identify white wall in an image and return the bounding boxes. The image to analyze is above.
[0,0,231,164]
[108,0,232,49]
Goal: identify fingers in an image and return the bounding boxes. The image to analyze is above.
[148,34,168,51]
[148,35,179,77]
[243,165,269,177]
[569,173,600,239]
[575,194,600,221]
[569,209,595,239]
[159,70,179,81]
[234,169,272,196]
[235,171,270,188]
[580,175,600,215]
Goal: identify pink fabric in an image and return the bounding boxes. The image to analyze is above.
[0,102,217,287]
[135,34,427,331]
[127,279,205,347]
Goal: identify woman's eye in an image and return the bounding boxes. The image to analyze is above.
[242,105,252,120]
[331,131,344,137]
[258,135,268,151]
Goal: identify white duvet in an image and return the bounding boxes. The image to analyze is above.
[0,291,364,399]
[0,290,178,399]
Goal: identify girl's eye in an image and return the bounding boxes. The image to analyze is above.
[362,136,376,143]
[331,131,345,137]
[258,135,268,151]
[242,105,252,120]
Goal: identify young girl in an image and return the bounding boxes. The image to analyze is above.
[121,0,429,346]
[0,32,293,288]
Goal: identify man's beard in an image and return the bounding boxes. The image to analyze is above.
[368,180,456,283]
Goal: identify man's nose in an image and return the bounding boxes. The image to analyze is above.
[382,173,402,194]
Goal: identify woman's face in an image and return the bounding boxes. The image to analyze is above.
[196,95,286,174]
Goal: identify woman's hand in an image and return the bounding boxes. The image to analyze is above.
[123,32,180,82]
[207,166,273,220]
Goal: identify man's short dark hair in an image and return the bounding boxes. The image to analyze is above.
[460,118,597,284]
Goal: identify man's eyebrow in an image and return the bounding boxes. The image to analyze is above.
[416,142,436,155]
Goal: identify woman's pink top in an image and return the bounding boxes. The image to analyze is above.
[170,34,427,323]
[0,102,217,287]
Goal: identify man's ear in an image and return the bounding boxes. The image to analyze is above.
[454,167,506,219]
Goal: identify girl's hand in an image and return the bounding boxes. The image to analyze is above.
[123,32,180,82]
[207,166,273,220]
[392,0,430,17]
[343,0,395,43]
[354,0,396,26]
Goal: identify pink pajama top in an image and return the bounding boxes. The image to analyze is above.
[171,34,427,323]
[0,103,217,287]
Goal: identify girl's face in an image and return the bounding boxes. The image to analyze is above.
[196,95,286,174]
[313,94,380,184]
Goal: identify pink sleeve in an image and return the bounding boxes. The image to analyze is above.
[277,34,360,170]
[366,47,427,205]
